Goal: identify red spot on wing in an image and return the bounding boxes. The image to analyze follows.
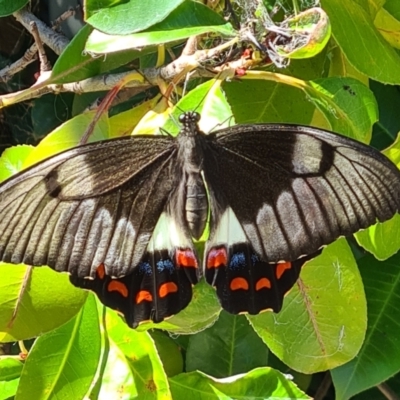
[230,277,249,291]
[159,282,178,298]
[276,262,292,279]
[96,264,105,280]
[176,249,198,268]
[255,277,271,291]
[108,280,128,297]
[136,290,153,304]
[207,247,228,269]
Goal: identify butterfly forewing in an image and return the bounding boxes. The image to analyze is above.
[204,124,400,263]
[0,135,177,277]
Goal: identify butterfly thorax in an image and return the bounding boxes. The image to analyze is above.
[177,112,208,240]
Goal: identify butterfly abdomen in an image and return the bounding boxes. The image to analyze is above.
[177,112,210,240]
[185,174,208,239]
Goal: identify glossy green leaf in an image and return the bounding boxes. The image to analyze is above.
[22,111,109,168]
[0,264,87,342]
[306,77,378,141]
[86,0,185,34]
[321,0,400,84]
[0,358,22,399]
[96,336,137,398]
[355,215,400,260]
[249,239,367,373]
[384,0,400,20]
[186,311,268,377]
[356,132,400,259]
[16,295,101,399]
[224,79,315,125]
[109,97,161,138]
[169,369,310,399]
[0,0,28,16]
[104,308,172,398]
[370,80,400,149]
[151,331,184,377]
[374,6,400,49]
[86,1,235,53]
[0,145,33,181]
[332,251,400,399]
[51,25,148,84]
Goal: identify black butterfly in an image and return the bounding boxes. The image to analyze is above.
[1,111,399,328]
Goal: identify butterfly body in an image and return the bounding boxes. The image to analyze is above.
[1,112,400,327]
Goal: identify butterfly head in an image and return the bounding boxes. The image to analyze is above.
[179,111,201,137]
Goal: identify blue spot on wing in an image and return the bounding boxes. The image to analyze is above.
[229,252,246,270]
[139,261,152,275]
[157,259,175,274]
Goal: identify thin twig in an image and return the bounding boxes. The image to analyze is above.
[30,21,51,73]
[314,372,332,400]
[13,7,70,55]
[377,383,400,400]
[0,43,38,83]
[52,6,78,29]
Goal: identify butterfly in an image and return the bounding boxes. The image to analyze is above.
[0,110,399,328]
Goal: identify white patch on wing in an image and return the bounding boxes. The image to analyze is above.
[292,134,323,174]
[148,212,191,251]
[208,207,247,246]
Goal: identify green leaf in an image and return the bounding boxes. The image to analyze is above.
[0,0,28,16]
[109,96,161,138]
[355,215,400,260]
[104,308,172,398]
[0,264,87,342]
[374,6,400,49]
[0,145,34,182]
[331,251,400,399]
[51,25,149,84]
[224,79,315,125]
[86,0,186,34]
[22,111,110,168]
[370,80,400,149]
[0,358,22,399]
[384,0,400,20]
[150,331,184,377]
[321,0,400,84]
[249,239,367,373]
[95,335,137,398]
[16,295,101,399]
[169,369,310,399]
[86,1,235,53]
[186,311,268,377]
[306,77,378,141]
[356,132,400,259]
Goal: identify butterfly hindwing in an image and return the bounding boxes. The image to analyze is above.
[204,207,320,313]
[71,212,199,327]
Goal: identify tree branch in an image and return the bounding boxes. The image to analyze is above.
[13,7,70,55]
